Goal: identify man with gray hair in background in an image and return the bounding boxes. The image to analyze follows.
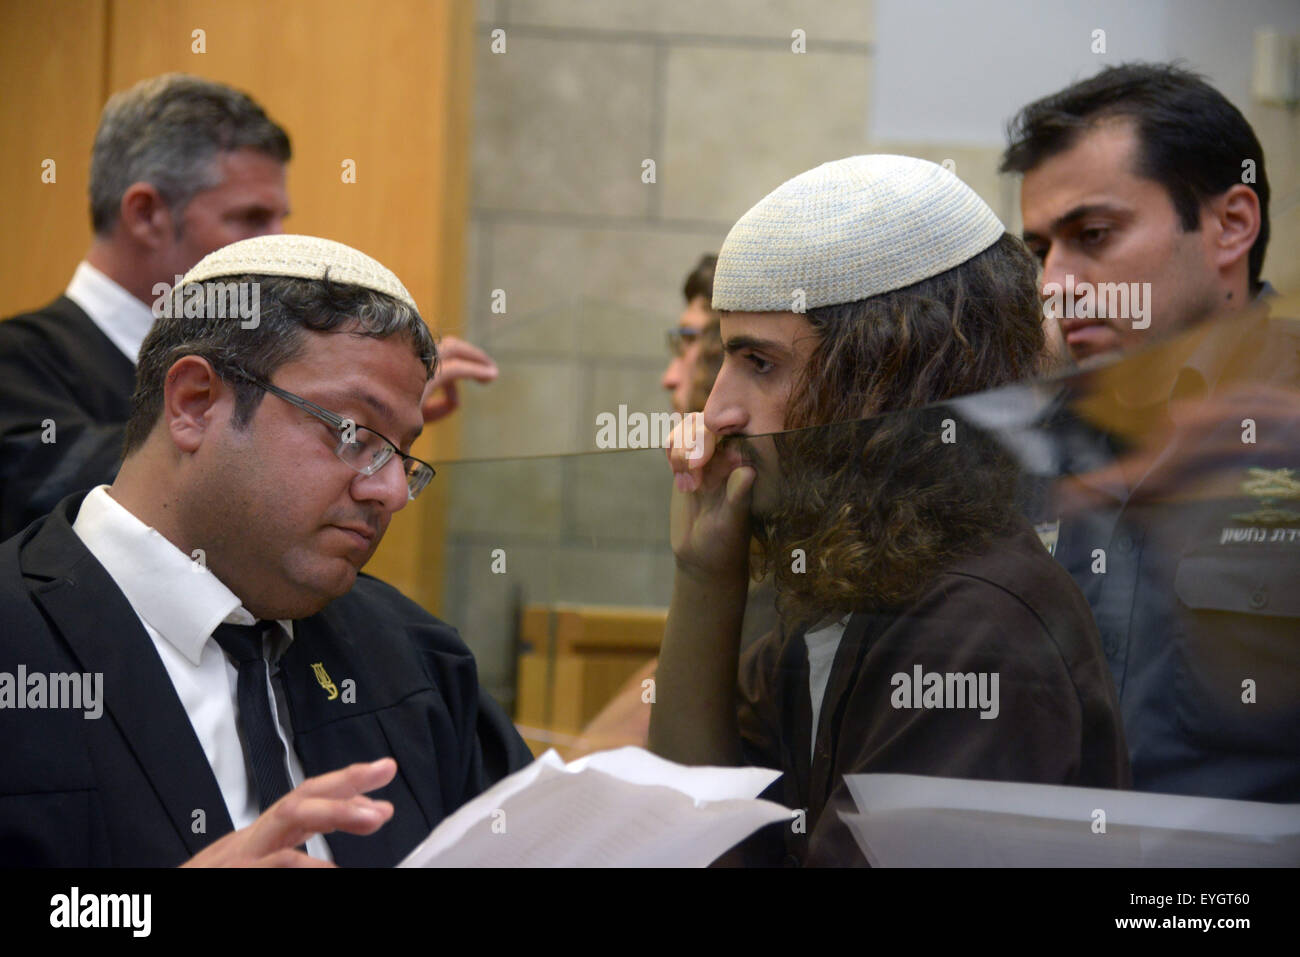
[0,73,497,540]
[0,74,292,539]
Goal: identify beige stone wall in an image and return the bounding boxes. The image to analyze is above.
[447,1,1037,705]
[1248,99,1300,297]
[447,1,1298,707]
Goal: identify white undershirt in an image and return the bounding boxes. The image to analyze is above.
[72,485,332,861]
[804,616,850,760]
[64,260,156,364]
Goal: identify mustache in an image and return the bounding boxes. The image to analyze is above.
[716,433,759,466]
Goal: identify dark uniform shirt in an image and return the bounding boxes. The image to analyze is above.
[1042,311,1300,801]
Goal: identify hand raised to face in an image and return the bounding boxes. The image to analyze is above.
[665,412,754,581]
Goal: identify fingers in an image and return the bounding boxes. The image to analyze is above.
[667,413,717,491]
[724,465,755,513]
[249,797,392,859]
[246,759,398,858]
[269,794,394,846]
[293,757,398,800]
[421,337,498,423]
[180,760,398,868]
[244,850,337,869]
[424,380,460,422]
[666,412,701,458]
[434,358,498,385]
[434,337,499,383]
[437,335,496,364]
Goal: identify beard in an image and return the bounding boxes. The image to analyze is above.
[718,432,781,520]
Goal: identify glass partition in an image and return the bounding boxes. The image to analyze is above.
[426,309,1300,866]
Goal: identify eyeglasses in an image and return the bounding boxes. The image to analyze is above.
[666,327,702,358]
[229,369,436,501]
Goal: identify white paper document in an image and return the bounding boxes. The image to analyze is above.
[398,747,787,867]
[840,773,1300,867]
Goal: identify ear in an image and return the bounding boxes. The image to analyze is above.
[118,181,176,250]
[1207,184,1260,279]
[163,356,227,454]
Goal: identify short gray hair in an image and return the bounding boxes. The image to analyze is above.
[90,73,291,234]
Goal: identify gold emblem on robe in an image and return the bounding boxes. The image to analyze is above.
[311,662,339,700]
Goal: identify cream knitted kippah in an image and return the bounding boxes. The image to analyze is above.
[181,234,418,311]
[712,155,1004,312]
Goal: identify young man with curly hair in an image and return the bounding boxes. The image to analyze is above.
[648,155,1130,866]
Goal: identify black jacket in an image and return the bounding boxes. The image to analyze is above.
[737,518,1130,866]
[0,297,135,540]
[0,492,533,866]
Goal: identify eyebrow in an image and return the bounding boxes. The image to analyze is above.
[228,203,283,219]
[722,334,790,358]
[318,389,423,448]
[1023,202,1132,244]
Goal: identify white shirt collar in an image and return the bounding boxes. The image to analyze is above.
[64,261,156,364]
[71,486,291,665]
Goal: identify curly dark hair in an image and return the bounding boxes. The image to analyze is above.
[751,233,1045,629]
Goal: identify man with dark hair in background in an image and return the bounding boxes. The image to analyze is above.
[0,73,497,540]
[0,235,532,866]
[1004,61,1273,363]
[1003,62,1300,801]
[650,156,1128,866]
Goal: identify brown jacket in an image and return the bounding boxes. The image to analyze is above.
[736,517,1130,866]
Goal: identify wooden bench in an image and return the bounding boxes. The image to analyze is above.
[514,603,665,757]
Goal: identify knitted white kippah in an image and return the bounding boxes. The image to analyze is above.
[181,234,418,311]
[712,155,1005,312]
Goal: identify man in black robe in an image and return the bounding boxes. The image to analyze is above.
[0,74,292,540]
[0,73,497,541]
[0,234,532,866]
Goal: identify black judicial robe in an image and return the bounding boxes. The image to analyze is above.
[0,297,135,541]
[0,492,534,867]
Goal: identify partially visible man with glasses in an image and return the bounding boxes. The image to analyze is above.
[662,254,722,416]
[0,235,532,867]
[573,254,766,758]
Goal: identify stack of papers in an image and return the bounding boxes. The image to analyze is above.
[399,747,788,867]
[839,774,1300,866]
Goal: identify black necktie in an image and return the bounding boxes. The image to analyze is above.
[211,621,296,812]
